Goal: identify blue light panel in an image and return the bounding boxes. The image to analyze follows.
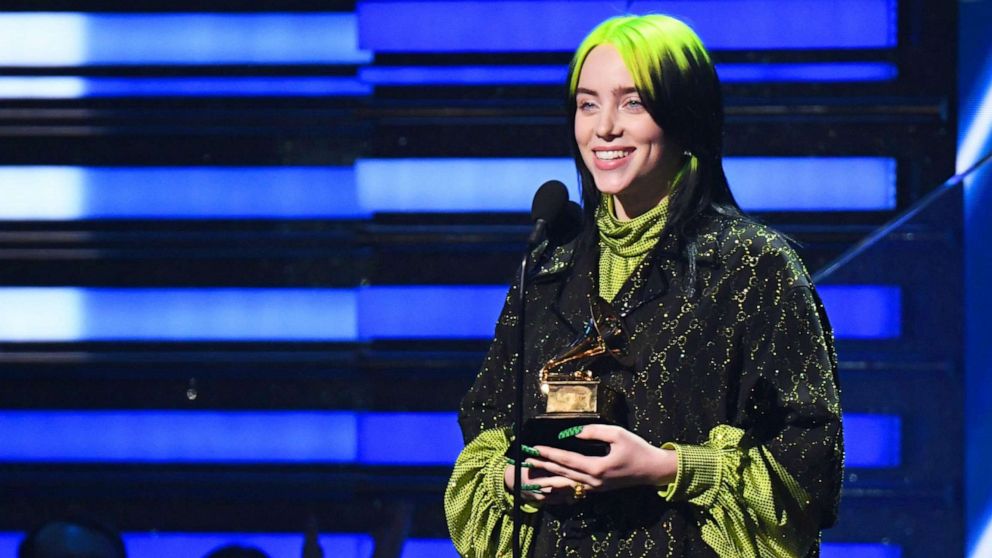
[357,412,462,465]
[726,157,897,211]
[631,0,897,49]
[0,533,374,558]
[0,77,371,99]
[0,411,893,467]
[844,414,902,468]
[0,158,893,220]
[717,62,898,83]
[402,539,460,558]
[0,288,357,341]
[357,157,895,213]
[0,63,897,100]
[359,65,569,85]
[0,285,896,341]
[818,285,902,339]
[0,533,901,558]
[822,543,902,558]
[358,286,507,339]
[125,533,374,558]
[0,411,359,463]
[357,0,896,52]
[356,158,580,213]
[359,63,896,87]
[0,13,371,66]
[0,166,364,220]
[358,1,623,52]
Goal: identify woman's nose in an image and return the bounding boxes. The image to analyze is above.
[596,108,621,139]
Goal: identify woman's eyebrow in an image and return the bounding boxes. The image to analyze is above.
[576,87,597,96]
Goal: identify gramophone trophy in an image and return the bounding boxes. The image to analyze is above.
[520,296,632,456]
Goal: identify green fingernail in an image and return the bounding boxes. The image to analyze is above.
[558,425,584,440]
[521,484,541,491]
[504,457,534,468]
[521,445,541,457]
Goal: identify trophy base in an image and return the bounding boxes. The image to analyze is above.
[516,414,612,457]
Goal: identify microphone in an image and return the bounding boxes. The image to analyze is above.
[527,180,569,247]
[548,200,583,246]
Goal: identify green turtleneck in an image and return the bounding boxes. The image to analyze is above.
[596,193,670,302]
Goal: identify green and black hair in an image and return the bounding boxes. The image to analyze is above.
[567,14,745,270]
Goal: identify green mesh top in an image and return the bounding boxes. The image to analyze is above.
[596,193,671,302]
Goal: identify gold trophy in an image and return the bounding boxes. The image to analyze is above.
[522,296,632,456]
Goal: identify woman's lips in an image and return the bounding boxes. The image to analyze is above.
[591,148,634,171]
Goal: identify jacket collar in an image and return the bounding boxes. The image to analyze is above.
[531,218,725,333]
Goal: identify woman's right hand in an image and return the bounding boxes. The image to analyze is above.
[503,463,577,505]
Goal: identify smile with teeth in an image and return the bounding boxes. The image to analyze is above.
[594,149,634,160]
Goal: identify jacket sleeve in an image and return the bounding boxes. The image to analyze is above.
[660,280,844,558]
[447,284,542,558]
[444,427,540,558]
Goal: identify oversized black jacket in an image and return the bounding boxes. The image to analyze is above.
[456,213,844,558]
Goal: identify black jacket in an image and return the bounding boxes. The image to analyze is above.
[458,213,843,558]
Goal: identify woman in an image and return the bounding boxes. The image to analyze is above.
[445,13,843,558]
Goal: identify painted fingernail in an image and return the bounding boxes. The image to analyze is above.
[521,445,541,457]
[521,484,542,491]
[504,457,534,468]
[558,425,584,440]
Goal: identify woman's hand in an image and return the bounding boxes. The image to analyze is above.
[526,424,678,498]
[503,462,578,505]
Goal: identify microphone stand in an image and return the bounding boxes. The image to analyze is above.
[512,218,547,558]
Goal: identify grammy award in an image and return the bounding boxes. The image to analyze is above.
[521,296,632,456]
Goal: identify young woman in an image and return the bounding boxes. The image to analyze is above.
[446,14,843,558]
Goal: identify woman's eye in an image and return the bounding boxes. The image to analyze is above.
[578,101,597,111]
[625,98,644,109]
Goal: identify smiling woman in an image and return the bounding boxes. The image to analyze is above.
[445,13,843,558]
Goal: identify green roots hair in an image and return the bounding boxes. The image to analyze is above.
[567,15,711,103]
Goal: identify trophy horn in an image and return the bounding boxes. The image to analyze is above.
[539,296,633,393]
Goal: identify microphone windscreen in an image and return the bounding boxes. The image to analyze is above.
[530,180,568,224]
[548,201,583,245]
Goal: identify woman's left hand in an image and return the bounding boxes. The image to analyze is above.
[528,424,678,497]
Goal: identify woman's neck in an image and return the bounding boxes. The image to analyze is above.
[612,187,670,221]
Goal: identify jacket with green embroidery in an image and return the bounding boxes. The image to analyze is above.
[445,214,844,558]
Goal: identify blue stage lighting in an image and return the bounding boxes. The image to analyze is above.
[0,285,897,341]
[819,285,902,339]
[0,411,359,463]
[0,533,374,558]
[357,0,896,52]
[359,65,569,85]
[0,411,892,467]
[0,13,370,66]
[726,158,896,211]
[356,158,581,213]
[822,544,902,558]
[358,286,507,339]
[0,533,902,558]
[844,413,901,468]
[718,62,898,83]
[0,77,371,99]
[358,63,896,87]
[357,412,462,465]
[0,158,893,220]
[0,288,358,341]
[0,166,363,220]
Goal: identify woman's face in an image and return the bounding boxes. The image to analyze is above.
[574,44,678,208]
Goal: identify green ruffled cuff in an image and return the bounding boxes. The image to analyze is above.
[657,425,816,558]
[657,440,724,506]
[445,427,539,558]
